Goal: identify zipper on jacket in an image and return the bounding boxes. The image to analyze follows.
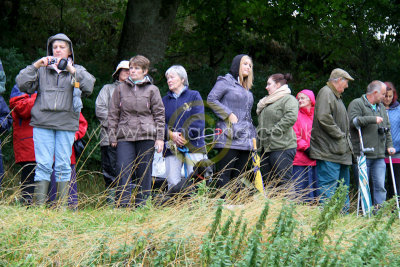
[54,94,58,111]
[54,74,61,111]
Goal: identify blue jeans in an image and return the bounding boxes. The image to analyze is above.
[292,165,318,202]
[33,127,75,182]
[316,160,350,208]
[366,158,386,205]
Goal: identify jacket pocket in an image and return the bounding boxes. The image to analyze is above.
[274,108,283,122]
[136,96,151,115]
[40,88,72,112]
[329,137,347,155]
[140,121,156,138]
[232,122,253,141]
[116,123,132,139]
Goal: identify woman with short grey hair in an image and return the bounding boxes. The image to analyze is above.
[162,65,207,189]
[165,65,189,87]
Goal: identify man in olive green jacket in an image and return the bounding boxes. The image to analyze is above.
[348,80,395,206]
[310,68,354,205]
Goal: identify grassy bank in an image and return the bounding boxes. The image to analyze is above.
[1,183,399,266]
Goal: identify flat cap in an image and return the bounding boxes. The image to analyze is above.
[329,68,354,81]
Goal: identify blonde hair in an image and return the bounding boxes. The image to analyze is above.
[239,55,253,90]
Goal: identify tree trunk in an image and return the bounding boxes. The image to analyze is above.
[117,0,179,65]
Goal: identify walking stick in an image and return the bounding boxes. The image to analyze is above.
[388,155,400,219]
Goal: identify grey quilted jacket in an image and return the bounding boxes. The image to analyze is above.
[95,80,122,146]
[207,73,256,151]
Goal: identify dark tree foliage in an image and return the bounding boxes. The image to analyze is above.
[117,0,180,64]
[1,0,400,168]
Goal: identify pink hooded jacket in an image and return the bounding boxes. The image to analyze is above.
[293,89,316,166]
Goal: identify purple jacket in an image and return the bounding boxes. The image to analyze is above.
[207,73,256,151]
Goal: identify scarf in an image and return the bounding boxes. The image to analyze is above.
[256,84,291,115]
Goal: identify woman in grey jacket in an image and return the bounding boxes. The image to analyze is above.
[16,33,95,206]
[207,54,256,188]
[95,60,130,201]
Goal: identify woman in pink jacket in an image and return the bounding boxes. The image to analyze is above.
[292,89,317,202]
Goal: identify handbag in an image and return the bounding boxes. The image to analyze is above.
[73,139,87,158]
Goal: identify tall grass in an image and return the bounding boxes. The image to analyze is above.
[1,127,400,265]
[1,178,400,265]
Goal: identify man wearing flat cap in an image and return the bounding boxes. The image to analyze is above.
[310,68,354,207]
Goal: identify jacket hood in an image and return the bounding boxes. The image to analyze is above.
[126,75,153,87]
[229,54,246,80]
[10,84,24,98]
[390,100,400,109]
[47,33,74,62]
[297,89,315,106]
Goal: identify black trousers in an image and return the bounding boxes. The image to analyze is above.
[215,148,251,188]
[115,140,155,207]
[100,145,118,188]
[386,162,400,200]
[19,162,36,205]
[260,148,296,186]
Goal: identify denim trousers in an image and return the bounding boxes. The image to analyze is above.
[292,165,318,202]
[316,160,350,208]
[165,153,207,189]
[33,127,75,182]
[366,158,386,205]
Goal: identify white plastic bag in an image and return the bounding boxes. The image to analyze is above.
[152,151,166,178]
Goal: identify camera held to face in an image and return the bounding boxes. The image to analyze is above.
[47,57,68,71]
[48,57,58,65]
[378,127,390,135]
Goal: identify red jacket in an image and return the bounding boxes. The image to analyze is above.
[71,114,88,164]
[10,89,36,163]
[10,85,88,164]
